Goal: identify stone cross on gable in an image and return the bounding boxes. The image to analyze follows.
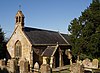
[19,5,21,10]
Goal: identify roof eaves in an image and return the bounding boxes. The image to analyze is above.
[58,32,70,45]
[32,44,69,46]
[51,44,59,56]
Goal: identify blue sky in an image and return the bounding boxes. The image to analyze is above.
[0,0,92,38]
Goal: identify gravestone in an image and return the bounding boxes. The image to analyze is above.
[70,63,83,73]
[40,64,51,73]
[7,59,17,73]
[82,58,92,67]
[19,58,29,73]
[0,59,5,67]
[34,62,39,73]
[82,58,92,71]
[92,59,99,68]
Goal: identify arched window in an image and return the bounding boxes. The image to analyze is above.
[16,17,18,23]
[22,17,24,23]
[19,16,21,22]
[15,41,22,58]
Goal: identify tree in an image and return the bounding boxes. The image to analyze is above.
[68,0,100,60]
[0,26,6,59]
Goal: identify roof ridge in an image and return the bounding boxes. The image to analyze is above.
[24,27,60,33]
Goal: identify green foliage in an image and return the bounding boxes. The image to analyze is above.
[0,26,6,59]
[68,0,100,60]
[0,26,4,43]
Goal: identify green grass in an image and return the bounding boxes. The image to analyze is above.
[52,70,70,73]
[52,65,70,73]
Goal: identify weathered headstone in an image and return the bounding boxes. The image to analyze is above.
[7,59,17,73]
[92,59,99,68]
[40,64,51,73]
[19,58,29,73]
[65,49,72,65]
[82,58,91,67]
[82,58,92,71]
[70,63,83,73]
[0,59,5,67]
[34,62,39,73]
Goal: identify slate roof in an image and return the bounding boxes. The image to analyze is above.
[23,27,70,45]
[41,46,57,57]
[61,34,71,44]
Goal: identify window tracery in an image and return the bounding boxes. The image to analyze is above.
[15,41,22,58]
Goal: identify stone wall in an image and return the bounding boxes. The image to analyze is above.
[6,26,32,63]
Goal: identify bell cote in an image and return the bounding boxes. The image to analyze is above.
[15,10,25,28]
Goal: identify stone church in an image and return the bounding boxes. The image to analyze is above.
[6,10,71,68]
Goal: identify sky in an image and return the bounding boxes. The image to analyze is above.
[0,0,92,38]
